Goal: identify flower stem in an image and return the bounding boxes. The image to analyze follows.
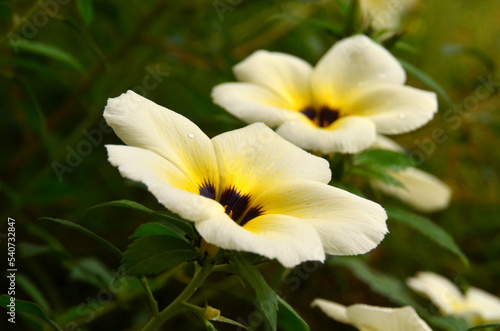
[139,276,159,316]
[140,262,214,331]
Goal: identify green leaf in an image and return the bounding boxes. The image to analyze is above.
[344,0,360,36]
[19,242,50,258]
[16,41,84,72]
[353,149,413,170]
[398,58,452,105]
[386,207,469,267]
[77,0,93,26]
[213,315,249,329]
[428,315,470,331]
[277,296,310,331]
[69,257,114,288]
[350,166,404,188]
[467,323,500,331]
[121,235,198,276]
[16,274,51,314]
[0,295,62,331]
[87,200,195,238]
[228,256,278,331]
[40,217,123,258]
[130,222,186,241]
[330,257,418,306]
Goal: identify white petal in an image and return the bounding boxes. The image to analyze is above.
[311,35,405,105]
[347,305,433,331]
[104,90,219,189]
[233,50,313,109]
[407,272,465,315]
[276,115,377,154]
[311,299,350,324]
[465,287,500,322]
[106,145,223,222]
[211,123,332,192]
[346,84,438,134]
[196,214,324,268]
[372,135,405,152]
[374,167,452,213]
[253,180,388,256]
[211,83,296,126]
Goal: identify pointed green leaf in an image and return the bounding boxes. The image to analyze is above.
[344,0,360,36]
[228,256,278,331]
[353,149,413,170]
[467,323,500,331]
[77,0,93,26]
[87,199,154,214]
[427,315,470,331]
[277,296,309,331]
[350,166,404,188]
[86,200,195,237]
[130,222,186,241]
[213,315,249,329]
[0,295,62,331]
[39,217,123,258]
[16,41,84,72]
[386,206,469,266]
[330,257,418,306]
[122,235,198,276]
[398,58,452,105]
[16,274,51,314]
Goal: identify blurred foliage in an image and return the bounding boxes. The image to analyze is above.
[1,0,499,330]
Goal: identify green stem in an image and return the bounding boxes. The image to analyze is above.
[140,262,214,331]
[139,277,159,316]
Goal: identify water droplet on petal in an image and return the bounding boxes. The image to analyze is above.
[399,113,407,119]
[290,121,296,126]
[188,133,195,138]
[379,73,387,79]
[183,122,188,126]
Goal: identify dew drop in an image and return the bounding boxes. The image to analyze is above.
[379,73,387,79]
[183,122,188,126]
[399,113,407,119]
[290,121,296,126]
[188,133,195,138]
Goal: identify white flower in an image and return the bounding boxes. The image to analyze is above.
[371,135,451,212]
[311,298,432,331]
[360,0,417,30]
[212,35,437,154]
[407,271,500,325]
[103,91,388,268]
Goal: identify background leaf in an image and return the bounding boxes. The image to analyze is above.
[0,295,62,331]
[386,207,469,266]
[121,235,198,276]
[228,256,278,331]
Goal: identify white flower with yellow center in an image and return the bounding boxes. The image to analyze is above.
[360,0,417,30]
[407,272,500,325]
[311,298,432,331]
[103,91,388,268]
[371,135,451,213]
[212,35,437,154]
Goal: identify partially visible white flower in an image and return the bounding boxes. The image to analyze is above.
[360,0,417,30]
[311,298,432,331]
[104,91,388,268]
[407,271,500,325]
[212,35,437,154]
[371,135,451,213]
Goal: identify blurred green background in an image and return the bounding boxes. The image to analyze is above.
[1,0,499,330]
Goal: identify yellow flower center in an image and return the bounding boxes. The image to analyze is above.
[199,182,264,226]
[300,105,340,128]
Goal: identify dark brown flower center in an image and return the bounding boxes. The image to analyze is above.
[199,183,263,226]
[300,105,340,128]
